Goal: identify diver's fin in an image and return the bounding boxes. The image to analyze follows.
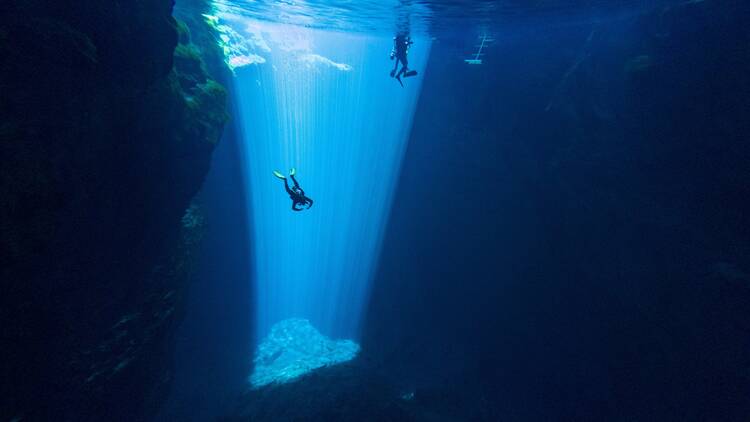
[289,167,296,176]
[404,70,418,77]
[396,75,403,87]
[273,170,286,180]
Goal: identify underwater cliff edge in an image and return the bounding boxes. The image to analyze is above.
[1,0,228,420]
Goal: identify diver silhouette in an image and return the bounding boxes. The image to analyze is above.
[273,168,313,211]
[390,34,418,87]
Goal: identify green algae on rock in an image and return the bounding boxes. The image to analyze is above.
[173,18,229,146]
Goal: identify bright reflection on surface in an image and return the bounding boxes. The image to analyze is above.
[206,0,433,34]
[213,7,430,350]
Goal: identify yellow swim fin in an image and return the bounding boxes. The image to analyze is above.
[273,170,286,180]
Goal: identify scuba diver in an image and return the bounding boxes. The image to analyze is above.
[273,168,313,211]
[390,34,418,87]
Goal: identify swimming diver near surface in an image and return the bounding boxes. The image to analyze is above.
[390,34,418,87]
[273,168,313,211]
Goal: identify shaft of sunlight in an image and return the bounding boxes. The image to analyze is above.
[208,5,430,344]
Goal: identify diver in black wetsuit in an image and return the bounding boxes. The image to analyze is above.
[274,168,313,211]
[390,34,417,86]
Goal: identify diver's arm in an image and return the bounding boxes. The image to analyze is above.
[306,198,313,209]
[292,202,303,211]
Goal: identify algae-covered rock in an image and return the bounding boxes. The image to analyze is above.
[172,19,229,145]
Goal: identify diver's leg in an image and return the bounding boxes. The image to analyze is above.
[396,57,408,79]
[283,179,293,195]
[290,174,300,189]
[396,63,405,78]
[391,59,399,77]
[395,64,405,86]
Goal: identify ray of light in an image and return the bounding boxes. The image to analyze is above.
[214,9,430,342]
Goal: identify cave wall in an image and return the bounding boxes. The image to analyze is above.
[1,1,227,420]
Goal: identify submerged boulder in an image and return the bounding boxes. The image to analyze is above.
[250,319,360,387]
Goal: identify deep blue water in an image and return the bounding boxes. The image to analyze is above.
[160,0,750,420]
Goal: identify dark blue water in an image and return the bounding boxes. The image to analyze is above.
[161,0,750,420]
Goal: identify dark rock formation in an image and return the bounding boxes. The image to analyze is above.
[0,1,227,420]
[221,358,492,422]
[222,360,408,422]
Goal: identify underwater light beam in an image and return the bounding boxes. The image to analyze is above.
[212,9,430,351]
